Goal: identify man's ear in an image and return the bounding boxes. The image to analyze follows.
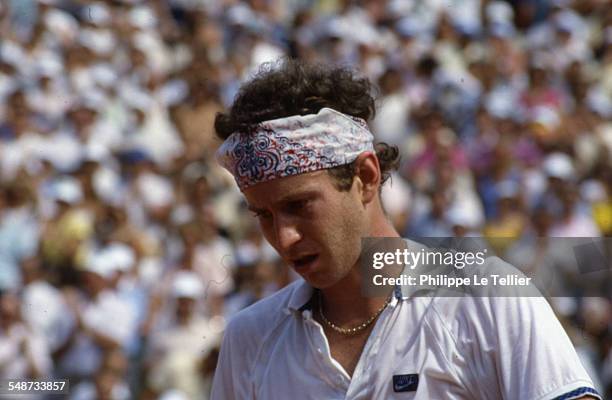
[354,152,381,205]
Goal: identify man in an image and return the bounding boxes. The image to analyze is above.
[210,60,600,399]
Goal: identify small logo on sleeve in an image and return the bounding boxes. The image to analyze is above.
[393,374,419,392]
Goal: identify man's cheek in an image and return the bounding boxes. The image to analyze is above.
[260,226,278,251]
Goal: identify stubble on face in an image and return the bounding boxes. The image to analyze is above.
[243,171,368,289]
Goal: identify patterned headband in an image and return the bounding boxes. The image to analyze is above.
[215,108,375,190]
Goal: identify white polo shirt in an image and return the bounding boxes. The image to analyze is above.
[211,260,601,400]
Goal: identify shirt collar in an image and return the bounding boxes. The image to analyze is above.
[283,278,407,315]
[285,279,315,314]
[396,279,435,300]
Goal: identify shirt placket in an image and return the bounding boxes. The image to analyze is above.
[302,309,352,395]
[345,298,399,399]
[299,297,401,400]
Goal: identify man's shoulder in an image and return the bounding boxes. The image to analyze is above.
[421,267,600,399]
[420,257,562,354]
[427,259,548,323]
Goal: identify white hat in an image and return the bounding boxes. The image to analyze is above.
[250,42,285,71]
[226,3,258,29]
[44,9,79,43]
[104,243,136,272]
[484,86,518,119]
[171,204,194,226]
[0,41,27,68]
[90,63,118,88]
[489,23,516,38]
[486,1,514,25]
[159,390,189,400]
[51,177,83,204]
[83,142,110,163]
[586,86,612,118]
[128,6,158,29]
[78,29,116,55]
[543,152,575,180]
[136,173,174,209]
[446,202,481,229]
[71,89,107,111]
[82,3,112,26]
[554,10,584,34]
[93,165,122,204]
[446,209,473,228]
[120,84,152,112]
[381,172,412,215]
[171,271,204,299]
[157,79,188,106]
[529,106,561,130]
[85,252,116,279]
[138,257,163,286]
[396,17,423,37]
[36,56,64,78]
[235,242,261,267]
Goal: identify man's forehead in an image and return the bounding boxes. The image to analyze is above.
[243,170,330,208]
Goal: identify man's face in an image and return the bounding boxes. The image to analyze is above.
[244,170,367,289]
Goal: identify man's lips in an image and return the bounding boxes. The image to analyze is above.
[290,254,319,270]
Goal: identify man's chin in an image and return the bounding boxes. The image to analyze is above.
[295,270,326,288]
[298,271,342,290]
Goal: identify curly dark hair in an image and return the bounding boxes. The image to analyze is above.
[214,59,399,191]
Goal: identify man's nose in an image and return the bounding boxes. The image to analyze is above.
[274,214,302,252]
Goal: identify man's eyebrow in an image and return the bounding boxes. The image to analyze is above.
[277,190,318,204]
[246,190,319,212]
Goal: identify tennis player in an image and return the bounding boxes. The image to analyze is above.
[210,59,600,399]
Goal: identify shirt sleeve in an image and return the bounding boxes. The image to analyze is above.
[210,317,254,400]
[459,295,602,400]
[210,327,238,400]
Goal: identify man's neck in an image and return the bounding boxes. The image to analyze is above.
[318,219,400,326]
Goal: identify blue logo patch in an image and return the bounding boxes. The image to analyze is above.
[393,374,419,393]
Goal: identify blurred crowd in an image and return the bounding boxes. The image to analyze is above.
[0,0,611,398]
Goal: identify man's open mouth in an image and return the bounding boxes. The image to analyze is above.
[292,254,318,269]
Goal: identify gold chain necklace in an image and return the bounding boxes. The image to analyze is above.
[317,291,391,336]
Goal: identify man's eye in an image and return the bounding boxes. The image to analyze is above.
[286,200,309,213]
[252,210,271,219]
